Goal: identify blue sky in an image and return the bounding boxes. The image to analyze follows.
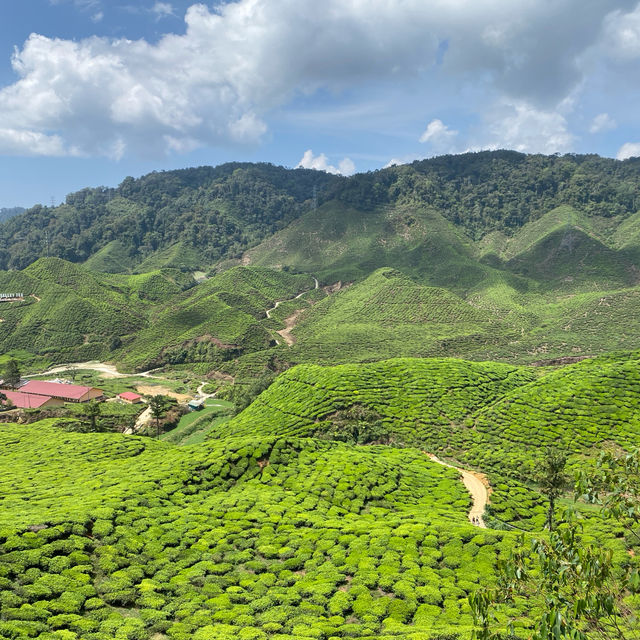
[1,0,640,208]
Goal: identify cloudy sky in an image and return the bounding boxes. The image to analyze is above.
[2,0,640,207]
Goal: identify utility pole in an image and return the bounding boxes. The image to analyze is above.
[312,185,318,212]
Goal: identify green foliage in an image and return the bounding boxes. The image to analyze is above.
[0,163,339,271]
[474,450,640,640]
[0,420,514,639]
[537,450,567,531]
[4,358,20,388]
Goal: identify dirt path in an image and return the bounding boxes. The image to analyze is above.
[266,277,319,345]
[276,310,304,346]
[121,406,152,435]
[426,454,490,527]
[26,361,162,379]
[265,278,319,319]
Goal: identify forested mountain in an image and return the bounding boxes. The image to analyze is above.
[0,206,24,223]
[2,151,640,272]
[0,164,341,271]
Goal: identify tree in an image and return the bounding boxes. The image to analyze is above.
[149,395,169,439]
[315,405,390,445]
[83,400,102,432]
[538,448,567,530]
[471,448,640,640]
[4,359,20,389]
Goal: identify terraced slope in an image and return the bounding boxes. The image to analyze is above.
[227,354,640,470]
[223,358,536,456]
[0,421,523,640]
[116,267,315,370]
[244,202,490,292]
[0,259,314,370]
[283,268,505,365]
[0,258,181,362]
[222,353,640,528]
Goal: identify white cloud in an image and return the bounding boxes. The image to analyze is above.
[297,150,355,175]
[91,11,104,23]
[589,112,617,133]
[152,2,174,18]
[0,0,635,158]
[419,119,458,148]
[617,142,640,160]
[602,4,640,60]
[383,154,424,168]
[0,128,73,156]
[485,101,574,154]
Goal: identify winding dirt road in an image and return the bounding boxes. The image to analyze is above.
[426,453,490,528]
[265,278,319,319]
[26,361,161,379]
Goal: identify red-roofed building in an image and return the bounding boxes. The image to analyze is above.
[2,390,64,409]
[19,380,104,403]
[119,391,143,404]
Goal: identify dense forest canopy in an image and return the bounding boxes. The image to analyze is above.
[1,151,640,272]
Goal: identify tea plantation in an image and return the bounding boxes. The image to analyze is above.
[0,421,531,640]
[6,153,640,639]
[224,353,640,529]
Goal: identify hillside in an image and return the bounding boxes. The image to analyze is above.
[0,259,313,370]
[279,268,503,365]
[3,152,640,276]
[223,353,640,528]
[0,421,521,640]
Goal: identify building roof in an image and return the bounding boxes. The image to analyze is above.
[119,391,142,401]
[3,390,56,409]
[20,380,101,401]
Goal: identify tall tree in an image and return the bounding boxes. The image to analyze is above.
[148,395,168,439]
[84,400,102,432]
[4,359,21,389]
[538,448,567,531]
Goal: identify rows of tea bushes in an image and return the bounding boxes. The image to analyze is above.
[0,421,530,639]
[282,269,506,366]
[472,352,640,463]
[223,353,640,528]
[225,357,537,443]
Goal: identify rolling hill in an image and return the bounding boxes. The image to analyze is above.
[0,420,518,640]
[4,151,640,640]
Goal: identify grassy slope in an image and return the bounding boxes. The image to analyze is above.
[245,201,491,292]
[285,268,506,365]
[115,267,315,370]
[223,353,640,528]
[0,259,315,371]
[0,421,525,639]
[227,354,640,473]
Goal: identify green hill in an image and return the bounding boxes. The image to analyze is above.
[226,354,640,475]
[223,353,640,528]
[0,420,522,640]
[245,201,489,291]
[4,152,640,276]
[115,266,315,370]
[282,268,504,365]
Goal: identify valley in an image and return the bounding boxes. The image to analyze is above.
[2,151,640,640]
